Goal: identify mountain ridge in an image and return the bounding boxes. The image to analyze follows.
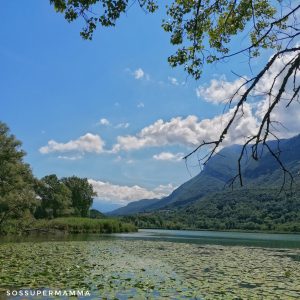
[109,134,300,218]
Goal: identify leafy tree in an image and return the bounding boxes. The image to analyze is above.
[62,176,95,217]
[35,174,73,218]
[50,0,158,39]
[0,122,37,231]
[50,0,300,186]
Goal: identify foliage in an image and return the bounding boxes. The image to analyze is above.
[124,185,300,232]
[33,217,137,233]
[49,0,298,78]
[50,1,300,184]
[113,135,300,224]
[0,121,135,235]
[34,174,73,219]
[50,0,158,40]
[0,122,37,233]
[89,208,105,218]
[62,176,95,217]
[35,176,95,219]
[163,0,279,79]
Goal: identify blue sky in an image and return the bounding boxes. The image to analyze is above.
[1,1,298,211]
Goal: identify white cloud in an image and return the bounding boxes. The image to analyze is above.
[88,179,175,205]
[127,68,150,81]
[253,49,300,138]
[39,133,105,154]
[114,155,122,162]
[98,118,110,126]
[196,75,248,104]
[126,159,135,164]
[133,68,145,80]
[115,122,130,129]
[112,105,258,152]
[57,155,83,160]
[193,49,300,141]
[137,102,145,108]
[168,76,179,86]
[153,152,184,162]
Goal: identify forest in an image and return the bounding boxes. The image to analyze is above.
[0,121,136,235]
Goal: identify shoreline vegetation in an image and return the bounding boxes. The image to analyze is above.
[0,122,137,236]
[1,121,300,237]
[2,217,137,236]
[130,225,300,235]
[122,219,300,234]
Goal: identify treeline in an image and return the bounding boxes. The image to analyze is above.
[34,175,95,219]
[0,121,136,235]
[122,187,300,233]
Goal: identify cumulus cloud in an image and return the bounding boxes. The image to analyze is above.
[153,152,184,162]
[196,75,248,104]
[194,50,300,140]
[126,67,150,81]
[168,76,179,86]
[88,179,175,205]
[133,68,145,80]
[137,102,145,108]
[57,155,83,160]
[112,105,258,152]
[39,133,105,154]
[40,52,300,160]
[253,50,300,138]
[115,122,130,129]
[98,118,110,126]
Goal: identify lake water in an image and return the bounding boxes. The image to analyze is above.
[1,228,300,248]
[1,229,300,299]
[112,228,300,248]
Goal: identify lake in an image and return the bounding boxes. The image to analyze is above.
[0,229,300,299]
[112,228,300,248]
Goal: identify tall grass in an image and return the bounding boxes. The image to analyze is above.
[32,217,137,234]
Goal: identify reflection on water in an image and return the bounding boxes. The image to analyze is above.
[1,228,300,248]
[111,229,300,248]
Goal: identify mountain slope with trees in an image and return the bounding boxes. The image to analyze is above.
[111,134,300,215]
[115,135,300,232]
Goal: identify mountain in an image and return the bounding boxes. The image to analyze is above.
[109,144,242,215]
[110,134,300,219]
[93,200,124,213]
[107,198,161,216]
[89,209,106,219]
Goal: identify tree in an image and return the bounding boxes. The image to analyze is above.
[0,122,37,231]
[35,174,73,218]
[50,0,300,186]
[62,176,95,217]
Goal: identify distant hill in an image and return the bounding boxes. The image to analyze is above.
[109,144,241,215]
[107,198,161,216]
[110,135,300,231]
[89,209,106,219]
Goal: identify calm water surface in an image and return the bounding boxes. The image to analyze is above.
[112,229,300,248]
[1,229,300,248]
[1,229,300,299]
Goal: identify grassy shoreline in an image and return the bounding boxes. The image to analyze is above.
[1,217,137,236]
